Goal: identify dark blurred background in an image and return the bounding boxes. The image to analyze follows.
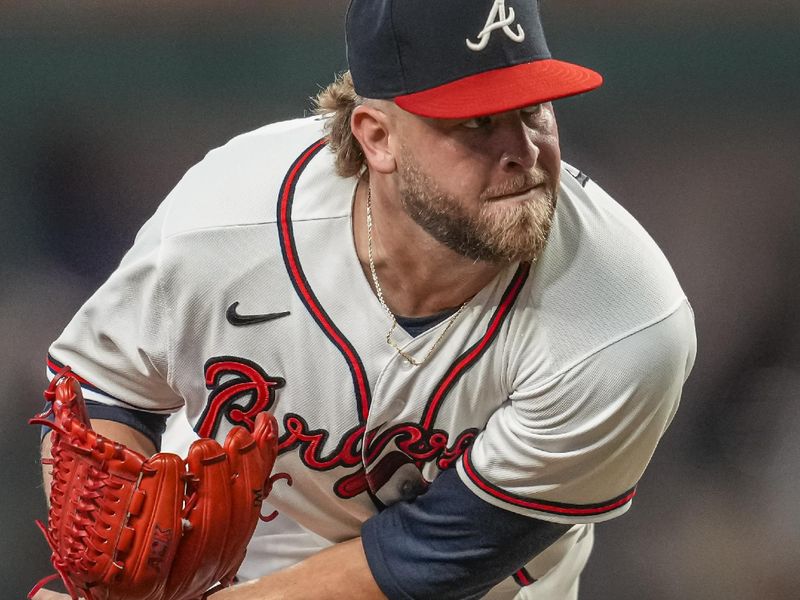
[2,1,798,598]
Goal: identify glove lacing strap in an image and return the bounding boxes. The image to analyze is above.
[181,473,200,528]
[259,472,293,522]
[29,367,125,600]
[31,462,124,600]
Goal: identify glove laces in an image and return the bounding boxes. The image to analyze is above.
[29,367,122,600]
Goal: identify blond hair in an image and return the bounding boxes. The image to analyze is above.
[313,71,366,178]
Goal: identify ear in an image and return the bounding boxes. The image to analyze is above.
[350,104,397,174]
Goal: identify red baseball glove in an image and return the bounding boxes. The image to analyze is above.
[30,366,288,600]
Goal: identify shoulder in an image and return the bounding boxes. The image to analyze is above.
[103,115,353,318]
[156,115,340,239]
[553,161,680,293]
[510,163,694,382]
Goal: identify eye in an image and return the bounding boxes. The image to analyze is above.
[521,104,545,125]
[521,104,543,116]
[462,116,493,129]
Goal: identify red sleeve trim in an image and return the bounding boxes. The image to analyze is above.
[47,354,121,402]
[462,445,636,516]
[46,354,182,412]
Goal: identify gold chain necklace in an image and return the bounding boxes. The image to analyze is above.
[366,187,469,366]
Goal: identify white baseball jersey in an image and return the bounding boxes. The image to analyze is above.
[49,116,695,598]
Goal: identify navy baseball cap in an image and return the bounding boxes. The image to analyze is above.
[346,0,602,119]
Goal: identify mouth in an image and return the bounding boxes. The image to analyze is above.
[490,183,543,202]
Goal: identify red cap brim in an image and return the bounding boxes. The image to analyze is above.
[394,59,603,119]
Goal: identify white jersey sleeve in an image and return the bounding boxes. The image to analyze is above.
[459,301,695,524]
[457,166,697,524]
[48,198,183,413]
[47,117,323,413]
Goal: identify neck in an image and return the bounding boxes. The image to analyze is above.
[354,177,507,317]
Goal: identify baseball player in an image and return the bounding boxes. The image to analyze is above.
[36,1,696,599]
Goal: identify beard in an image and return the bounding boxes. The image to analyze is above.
[396,147,557,264]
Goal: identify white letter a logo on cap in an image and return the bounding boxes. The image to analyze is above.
[467,0,526,52]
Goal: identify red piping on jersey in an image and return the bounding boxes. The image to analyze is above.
[421,264,530,431]
[513,568,536,587]
[462,445,637,516]
[47,354,124,404]
[47,355,93,387]
[47,354,185,411]
[277,138,371,422]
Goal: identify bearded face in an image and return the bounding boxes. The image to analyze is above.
[396,144,558,263]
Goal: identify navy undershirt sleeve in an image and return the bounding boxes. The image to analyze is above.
[40,401,168,451]
[84,401,167,450]
[361,467,570,600]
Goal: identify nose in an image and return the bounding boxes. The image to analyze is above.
[499,120,539,172]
